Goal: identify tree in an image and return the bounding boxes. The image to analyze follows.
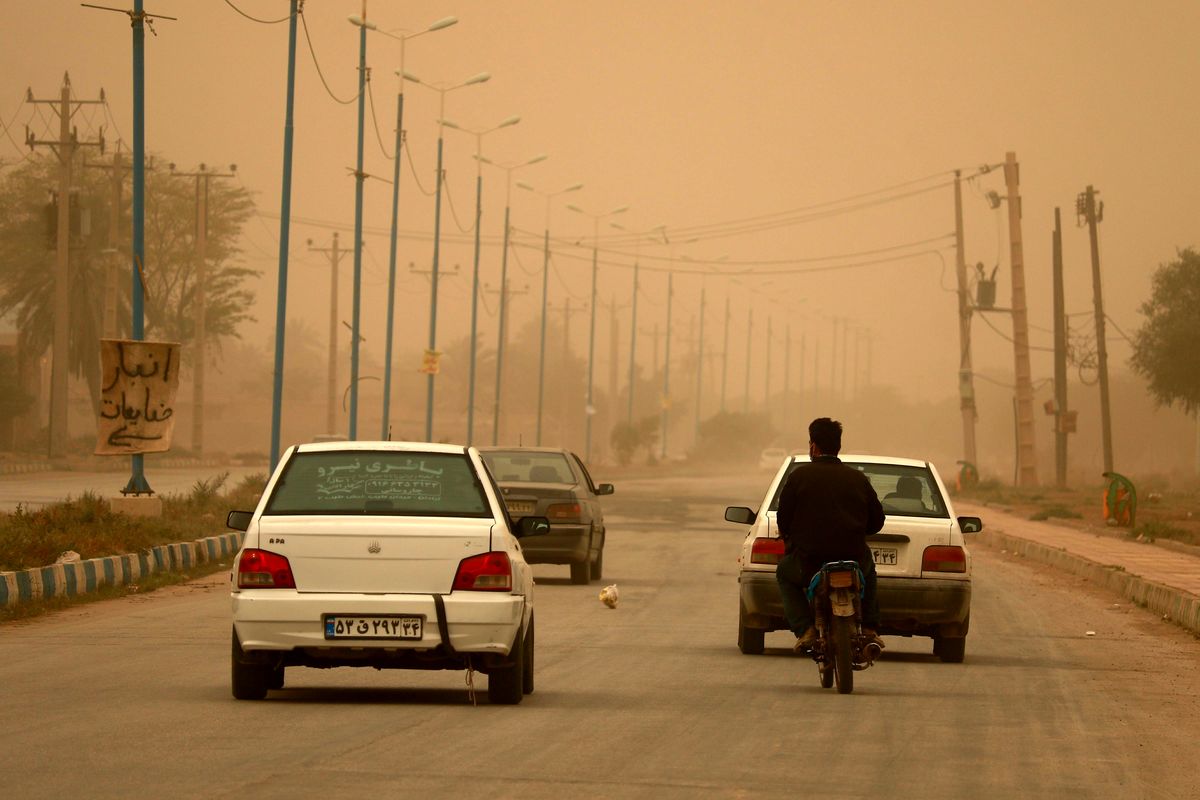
[0,153,258,412]
[1130,248,1200,414]
[610,415,660,466]
[692,411,776,463]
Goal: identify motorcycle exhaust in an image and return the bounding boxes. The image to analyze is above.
[862,641,882,662]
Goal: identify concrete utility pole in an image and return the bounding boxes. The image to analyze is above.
[25,73,105,458]
[764,316,773,423]
[1079,185,1113,474]
[661,273,674,458]
[953,171,979,469]
[1005,152,1038,487]
[484,279,527,445]
[548,299,585,446]
[742,310,753,413]
[720,294,731,413]
[1052,207,1070,488]
[84,146,129,339]
[171,162,235,455]
[309,233,347,435]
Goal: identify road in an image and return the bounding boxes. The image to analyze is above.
[0,465,266,511]
[2,471,1198,798]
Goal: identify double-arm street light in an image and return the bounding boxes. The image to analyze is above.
[365,14,457,440]
[566,202,629,461]
[345,11,375,439]
[477,154,547,445]
[516,180,584,445]
[441,115,521,444]
[403,68,490,442]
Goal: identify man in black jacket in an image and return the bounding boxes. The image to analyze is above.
[776,417,885,651]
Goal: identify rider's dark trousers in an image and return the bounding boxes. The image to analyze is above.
[776,551,880,635]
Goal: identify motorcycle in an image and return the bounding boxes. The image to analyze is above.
[804,560,882,694]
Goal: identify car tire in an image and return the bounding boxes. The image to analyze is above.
[737,602,765,655]
[488,626,526,705]
[589,546,604,582]
[522,616,535,695]
[231,630,269,701]
[934,636,967,663]
[569,560,590,585]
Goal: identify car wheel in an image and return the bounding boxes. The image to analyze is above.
[737,601,765,655]
[569,560,590,585]
[231,630,269,701]
[934,636,967,663]
[487,626,526,705]
[522,616,535,695]
[589,546,604,581]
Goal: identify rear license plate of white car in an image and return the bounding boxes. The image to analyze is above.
[871,547,898,566]
[323,615,423,640]
[506,501,535,514]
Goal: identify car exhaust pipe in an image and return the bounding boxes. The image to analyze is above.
[862,641,882,662]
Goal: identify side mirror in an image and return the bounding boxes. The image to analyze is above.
[724,506,756,525]
[595,483,615,496]
[958,516,983,534]
[515,515,551,538]
[226,510,253,531]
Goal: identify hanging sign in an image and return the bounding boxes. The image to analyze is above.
[418,349,442,375]
[95,339,182,455]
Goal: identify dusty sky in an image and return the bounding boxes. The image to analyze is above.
[3,0,1198,419]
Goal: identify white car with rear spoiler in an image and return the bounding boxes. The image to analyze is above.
[227,441,549,704]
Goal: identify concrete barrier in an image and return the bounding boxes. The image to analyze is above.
[0,531,242,608]
[979,529,1200,637]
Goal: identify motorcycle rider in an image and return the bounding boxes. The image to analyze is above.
[776,417,886,651]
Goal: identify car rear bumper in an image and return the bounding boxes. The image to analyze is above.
[519,525,591,564]
[232,591,525,658]
[738,570,971,636]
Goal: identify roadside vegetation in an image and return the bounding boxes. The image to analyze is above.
[956,477,1200,548]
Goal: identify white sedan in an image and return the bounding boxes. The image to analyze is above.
[227,441,548,704]
[726,454,982,662]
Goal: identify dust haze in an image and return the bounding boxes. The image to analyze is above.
[1,1,1197,484]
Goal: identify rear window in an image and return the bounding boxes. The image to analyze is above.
[264,451,491,517]
[480,451,576,484]
[769,460,948,519]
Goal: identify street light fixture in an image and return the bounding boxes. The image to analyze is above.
[567,202,629,461]
[518,180,585,445]
[440,114,521,445]
[403,68,491,442]
[476,153,548,445]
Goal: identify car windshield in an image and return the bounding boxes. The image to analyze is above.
[768,460,949,519]
[481,451,576,484]
[264,451,491,517]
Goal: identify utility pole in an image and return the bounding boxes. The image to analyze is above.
[309,233,347,434]
[1005,152,1038,487]
[170,162,235,455]
[720,294,731,413]
[953,171,978,468]
[764,316,772,423]
[485,278,527,445]
[783,324,791,419]
[742,310,753,414]
[84,146,129,339]
[548,299,585,446]
[1079,185,1113,473]
[693,284,706,442]
[661,272,673,459]
[25,73,105,458]
[1052,207,1069,487]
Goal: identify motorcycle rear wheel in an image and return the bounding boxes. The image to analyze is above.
[819,658,834,689]
[832,617,854,694]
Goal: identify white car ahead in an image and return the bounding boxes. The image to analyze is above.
[726,454,982,662]
[227,441,548,704]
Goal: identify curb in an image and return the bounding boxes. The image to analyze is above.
[0,531,243,608]
[978,529,1200,637]
[0,463,54,476]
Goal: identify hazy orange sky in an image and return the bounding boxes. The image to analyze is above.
[3,0,1198,415]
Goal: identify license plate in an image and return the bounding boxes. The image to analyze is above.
[871,547,898,566]
[323,615,423,640]
[506,501,535,514]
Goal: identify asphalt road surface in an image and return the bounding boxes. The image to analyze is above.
[2,471,1198,798]
[0,465,267,511]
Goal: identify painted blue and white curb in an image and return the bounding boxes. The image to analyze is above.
[0,531,243,607]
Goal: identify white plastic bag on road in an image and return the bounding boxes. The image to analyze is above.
[599,584,619,609]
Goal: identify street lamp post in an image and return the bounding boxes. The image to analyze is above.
[566,202,629,461]
[477,154,547,445]
[374,15,458,440]
[611,223,666,424]
[346,12,375,440]
[403,69,491,442]
[516,180,584,445]
[441,115,520,444]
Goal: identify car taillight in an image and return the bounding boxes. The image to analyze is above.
[453,552,513,592]
[237,549,296,589]
[546,502,582,522]
[750,537,785,565]
[922,545,966,573]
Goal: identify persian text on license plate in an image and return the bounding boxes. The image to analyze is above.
[871,547,899,566]
[324,615,424,640]
[506,501,535,514]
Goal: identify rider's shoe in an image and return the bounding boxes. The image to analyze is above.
[861,628,886,649]
[793,627,818,652]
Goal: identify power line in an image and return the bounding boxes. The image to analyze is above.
[366,78,394,160]
[223,0,293,24]
[300,10,359,105]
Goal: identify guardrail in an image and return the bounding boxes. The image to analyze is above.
[0,531,243,607]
